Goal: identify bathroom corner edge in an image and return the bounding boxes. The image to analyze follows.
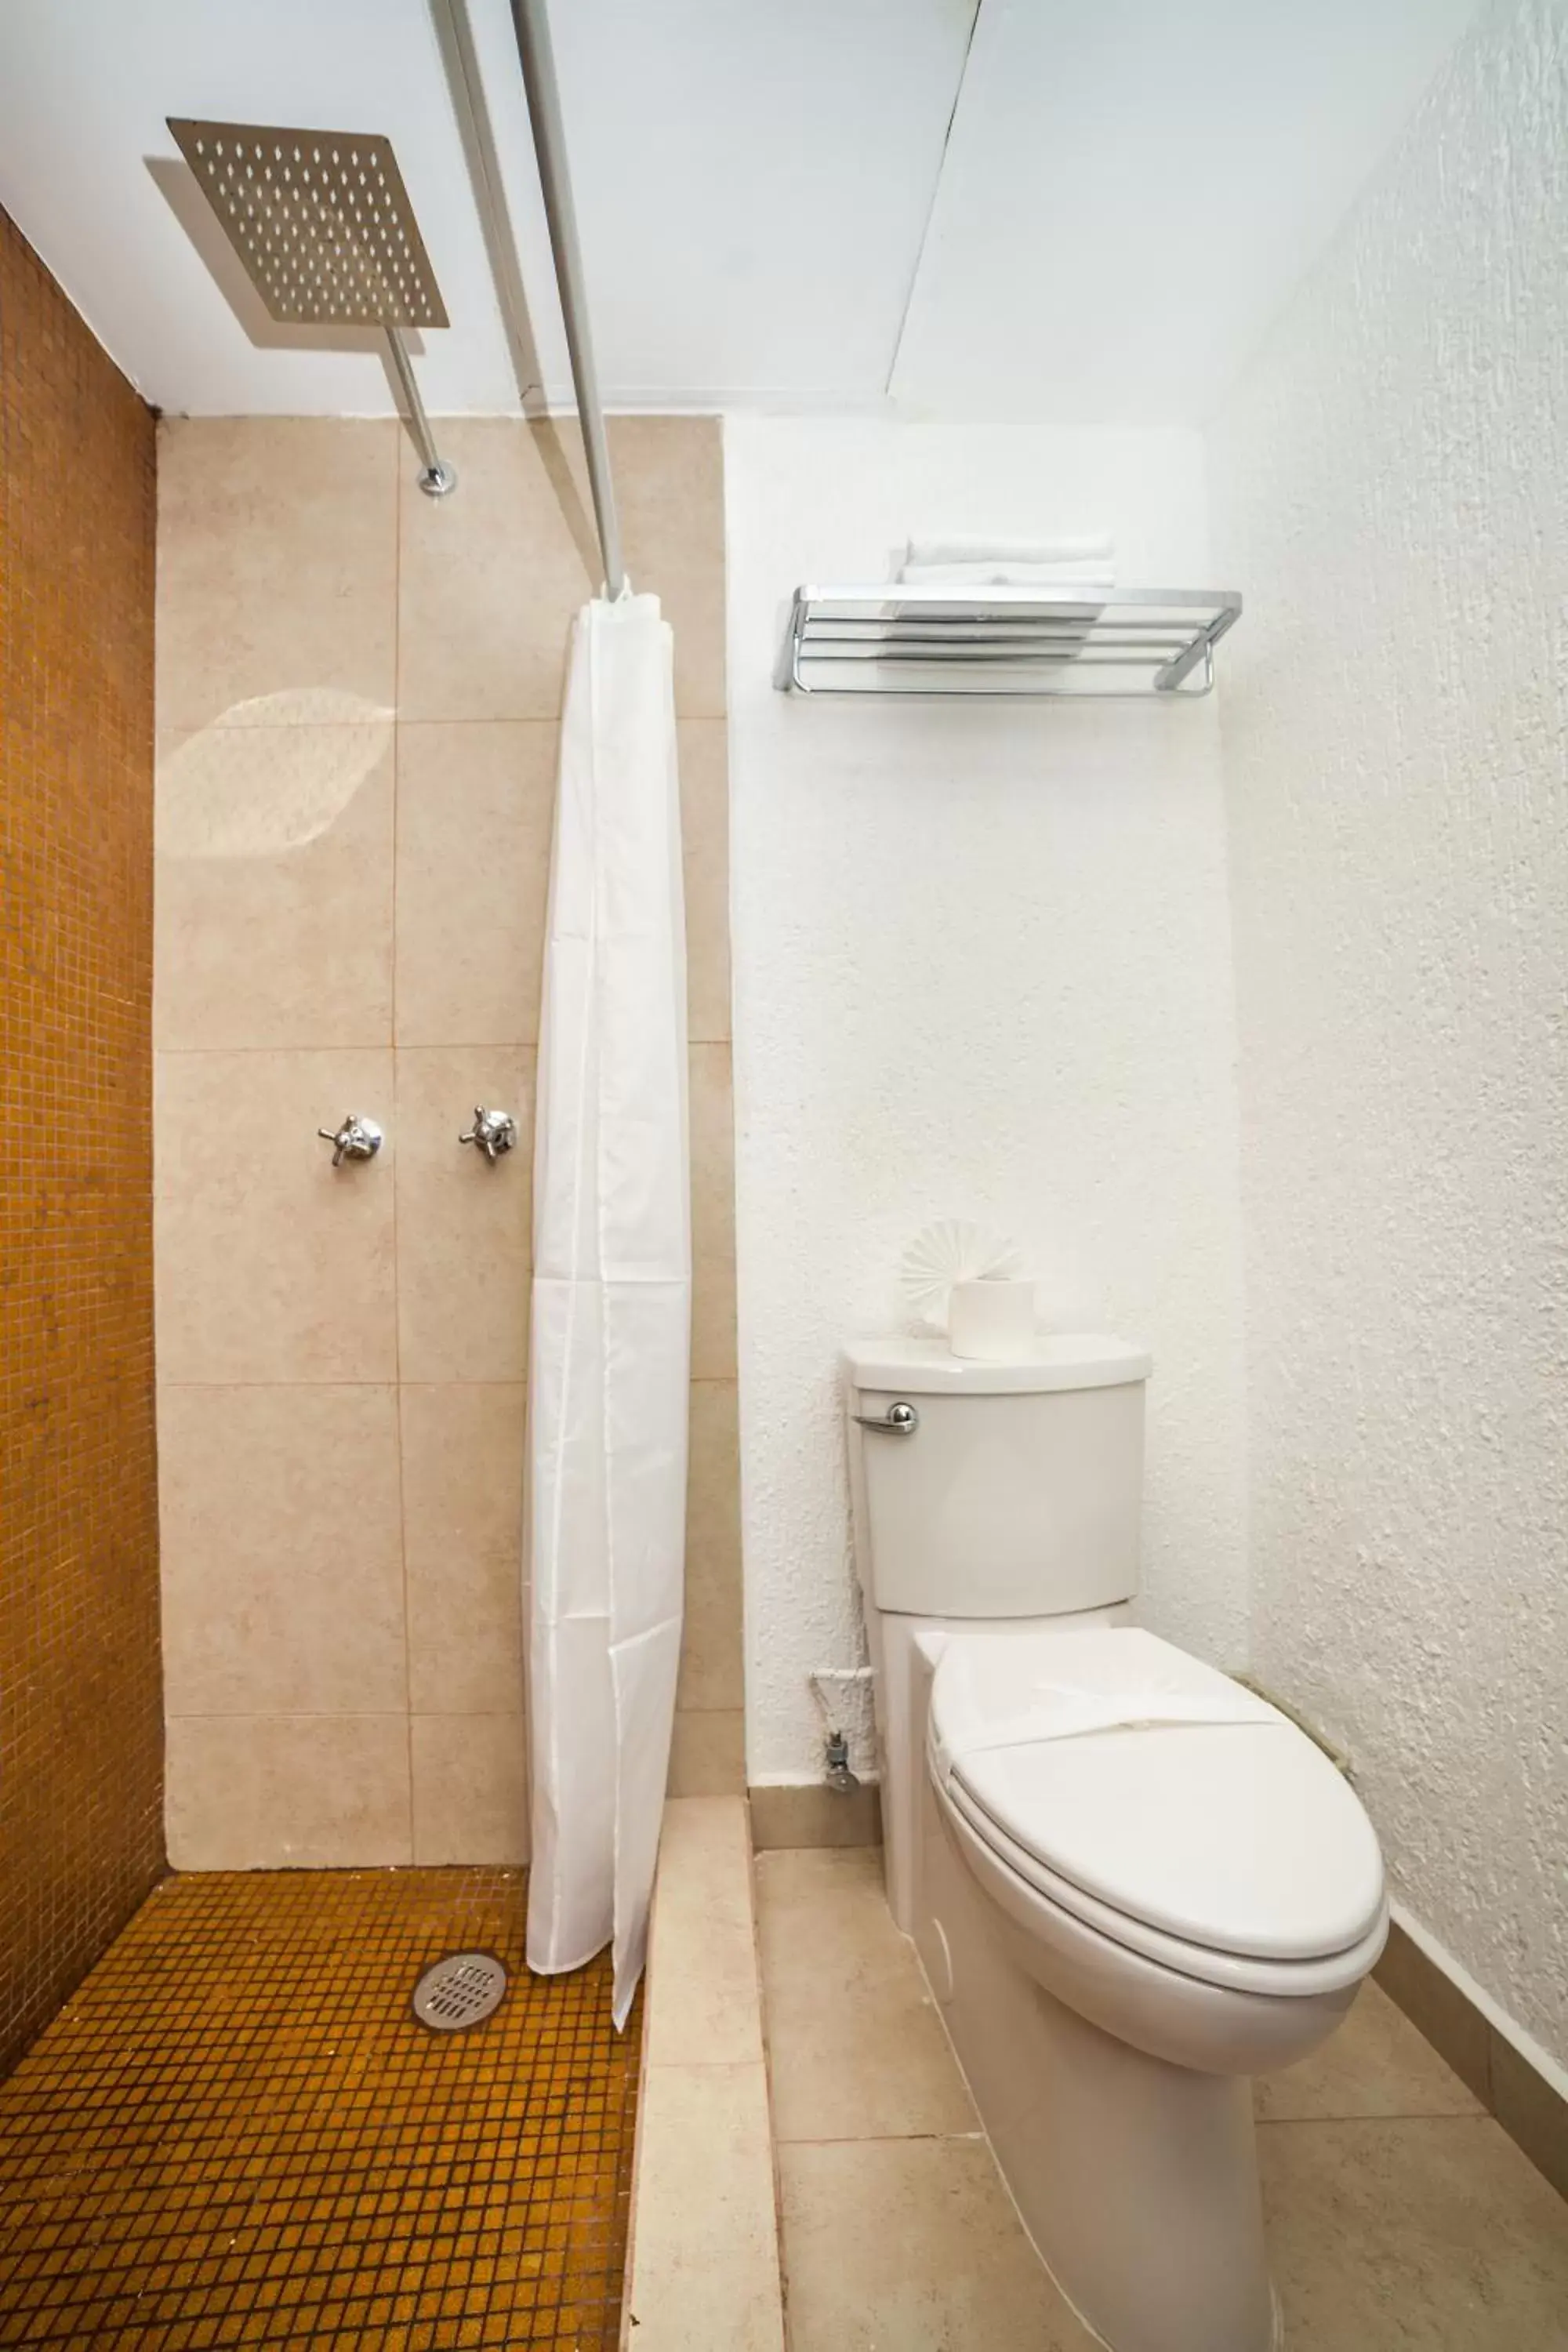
[1376,1907,1568,2205]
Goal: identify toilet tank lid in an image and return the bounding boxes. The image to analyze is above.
[843,1334,1152,1395]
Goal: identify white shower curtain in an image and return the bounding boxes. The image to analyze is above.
[525,590,690,2028]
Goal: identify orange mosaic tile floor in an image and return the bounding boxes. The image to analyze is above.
[0,1870,639,2349]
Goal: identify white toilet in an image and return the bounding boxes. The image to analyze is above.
[845,1334,1387,2352]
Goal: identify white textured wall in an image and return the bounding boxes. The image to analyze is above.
[726,417,1249,1786]
[1210,0,1568,2063]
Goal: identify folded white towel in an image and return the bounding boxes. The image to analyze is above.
[898,535,1116,590]
[899,561,1113,590]
[903,534,1113,568]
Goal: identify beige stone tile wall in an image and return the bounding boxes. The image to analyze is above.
[155,415,741,1866]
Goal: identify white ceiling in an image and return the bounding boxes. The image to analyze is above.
[891,0,1484,421]
[0,0,1481,423]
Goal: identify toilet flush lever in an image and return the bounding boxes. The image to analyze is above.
[853,1401,920,1436]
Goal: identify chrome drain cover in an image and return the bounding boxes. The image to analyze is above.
[412,1951,507,2031]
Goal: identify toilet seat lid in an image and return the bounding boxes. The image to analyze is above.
[928,1629,1385,1962]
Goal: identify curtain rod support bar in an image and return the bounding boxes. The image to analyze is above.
[509,0,626,597]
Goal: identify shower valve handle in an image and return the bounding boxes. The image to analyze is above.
[459,1106,517,1165]
[318,1114,383,1168]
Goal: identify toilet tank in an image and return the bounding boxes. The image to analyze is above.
[844,1335,1152,1619]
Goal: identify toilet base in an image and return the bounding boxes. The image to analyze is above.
[917,1769,1279,2352]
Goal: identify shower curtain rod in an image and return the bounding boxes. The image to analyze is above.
[508,0,626,597]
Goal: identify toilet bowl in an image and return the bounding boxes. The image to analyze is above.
[844,1336,1388,2352]
[913,1626,1385,2350]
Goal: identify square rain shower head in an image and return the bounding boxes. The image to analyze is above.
[168,118,448,329]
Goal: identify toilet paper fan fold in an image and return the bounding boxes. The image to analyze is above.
[901,1220,1023,1330]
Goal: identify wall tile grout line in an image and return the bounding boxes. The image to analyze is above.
[772,2129,988,2147]
[385,428,423,1872]
[158,1377,526,1388]
[167,1709,465,1720]
[156,1040,539,1055]
[1254,2114,1517,2132]
[157,712,730,732]
[390,416,417,1862]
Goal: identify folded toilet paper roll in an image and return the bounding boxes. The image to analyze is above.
[947,1278,1038,1362]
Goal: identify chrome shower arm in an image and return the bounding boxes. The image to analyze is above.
[383,326,457,499]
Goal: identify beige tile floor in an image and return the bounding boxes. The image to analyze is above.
[756,1847,1568,2351]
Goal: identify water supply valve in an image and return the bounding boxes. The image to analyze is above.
[823,1730,859,1795]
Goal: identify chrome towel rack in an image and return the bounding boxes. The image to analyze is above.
[775,584,1243,698]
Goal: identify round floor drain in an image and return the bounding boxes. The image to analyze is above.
[412,1951,508,2031]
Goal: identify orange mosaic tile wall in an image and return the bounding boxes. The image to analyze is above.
[0,207,162,2075]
